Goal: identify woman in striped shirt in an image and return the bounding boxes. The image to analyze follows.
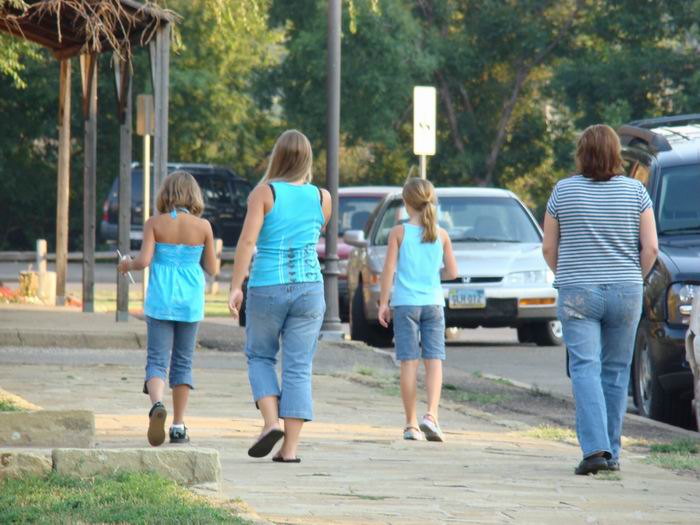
[542,124,658,475]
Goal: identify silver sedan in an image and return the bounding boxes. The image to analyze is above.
[345,187,561,348]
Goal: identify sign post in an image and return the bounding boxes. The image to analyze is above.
[136,94,155,305]
[413,86,436,179]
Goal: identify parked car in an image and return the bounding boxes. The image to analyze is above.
[316,186,399,322]
[345,187,561,348]
[685,291,700,430]
[619,114,700,427]
[100,163,252,248]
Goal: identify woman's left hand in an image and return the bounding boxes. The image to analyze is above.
[228,288,244,319]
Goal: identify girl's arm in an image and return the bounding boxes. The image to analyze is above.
[542,212,559,272]
[378,225,402,328]
[321,188,332,226]
[119,218,155,272]
[639,208,659,277]
[440,229,458,281]
[228,185,269,318]
[200,220,218,276]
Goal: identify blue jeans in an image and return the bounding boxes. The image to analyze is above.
[393,305,446,361]
[245,282,325,421]
[558,284,643,460]
[145,316,199,390]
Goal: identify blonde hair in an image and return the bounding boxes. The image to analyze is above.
[403,177,438,243]
[260,129,313,184]
[156,170,204,216]
[576,124,625,181]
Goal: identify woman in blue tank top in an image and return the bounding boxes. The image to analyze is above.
[229,130,331,463]
[378,178,458,442]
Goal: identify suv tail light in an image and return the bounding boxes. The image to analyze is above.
[102,200,109,222]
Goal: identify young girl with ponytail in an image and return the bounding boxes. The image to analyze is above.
[378,178,458,442]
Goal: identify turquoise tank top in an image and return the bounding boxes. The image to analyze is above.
[248,182,325,287]
[391,223,444,307]
[144,209,206,322]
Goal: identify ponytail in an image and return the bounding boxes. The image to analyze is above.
[420,202,438,243]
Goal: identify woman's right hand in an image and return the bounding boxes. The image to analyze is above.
[228,288,244,320]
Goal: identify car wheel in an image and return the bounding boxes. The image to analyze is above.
[519,321,563,346]
[633,325,692,427]
[350,285,393,348]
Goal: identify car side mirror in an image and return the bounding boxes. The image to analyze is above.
[344,230,368,247]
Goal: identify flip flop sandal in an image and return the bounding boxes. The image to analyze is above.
[419,414,444,442]
[248,429,285,458]
[272,455,301,463]
[147,403,167,447]
[403,426,424,441]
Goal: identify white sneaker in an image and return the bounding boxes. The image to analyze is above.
[419,414,444,442]
[403,426,424,441]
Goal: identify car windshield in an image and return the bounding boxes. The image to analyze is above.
[657,164,700,234]
[338,195,382,236]
[373,196,541,245]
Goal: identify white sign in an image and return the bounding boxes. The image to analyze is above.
[413,86,436,156]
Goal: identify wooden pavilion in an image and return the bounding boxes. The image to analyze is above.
[0,0,176,320]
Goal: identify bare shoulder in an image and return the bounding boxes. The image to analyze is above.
[389,224,404,242]
[320,187,331,202]
[196,216,213,233]
[438,227,450,242]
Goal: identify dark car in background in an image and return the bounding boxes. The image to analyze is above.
[618,114,700,428]
[316,186,399,321]
[100,163,251,247]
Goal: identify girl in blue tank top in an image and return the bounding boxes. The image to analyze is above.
[378,178,458,442]
[118,171,217,447]
[228,130,331,463]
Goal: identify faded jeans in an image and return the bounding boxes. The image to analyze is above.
[558,284,643,460]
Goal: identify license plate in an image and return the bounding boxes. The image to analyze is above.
[448,289,486,309]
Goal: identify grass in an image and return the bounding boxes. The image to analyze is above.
[0,399,22,412]
[442,383,511,405]
[523,424,577,443]
[93,290,231,318]
[645,439,700,473]
[0,472,251,525]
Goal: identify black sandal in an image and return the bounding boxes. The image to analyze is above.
[272,455,301,463]
[247,429,285,458]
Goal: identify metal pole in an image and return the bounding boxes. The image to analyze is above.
[142,134,151,304]
[320,0,343,338]
[420,155,427,179]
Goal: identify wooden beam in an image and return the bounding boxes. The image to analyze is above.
[80,54,98,313]
[116,58,132,322]
[55,58,71,306]
[152,23,170,208]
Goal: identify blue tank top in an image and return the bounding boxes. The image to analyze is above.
[144,209,206,322]
[391,223,444,307]
[248,182,325,287]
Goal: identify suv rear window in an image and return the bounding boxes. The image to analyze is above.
[657,164,700,234]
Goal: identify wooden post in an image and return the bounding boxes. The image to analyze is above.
[56,58,71,306]
[81,54,98,313]
[151,23,170,207]
[115,57,133,322]
[206,238,223,295]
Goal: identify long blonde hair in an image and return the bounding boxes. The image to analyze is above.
[156,170,204,216]
[260,129,313,184]
[403,177,438,243]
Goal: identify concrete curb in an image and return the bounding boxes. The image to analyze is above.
[0,329,144,349]
[53,447,221,486]
[0,410,95,448]
[0,449,52,480]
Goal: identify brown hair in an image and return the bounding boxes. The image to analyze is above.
[156,170,204,216]
[576,124,625,181]
[403,177,438,243]
[260,129,313,184]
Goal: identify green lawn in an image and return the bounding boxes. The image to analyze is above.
[0,472,251,525]
[93,290,232,318]
[0,399,22,412]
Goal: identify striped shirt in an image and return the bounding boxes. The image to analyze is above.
[546,174,652,288]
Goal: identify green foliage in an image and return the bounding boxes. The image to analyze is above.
[0,472,250,524]
[0,399,21,412]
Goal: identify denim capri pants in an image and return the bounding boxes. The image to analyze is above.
[245,282,325,421]
[144,316,199,392]
[393,305,446,361]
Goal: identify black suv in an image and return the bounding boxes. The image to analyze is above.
[619,115,700,427]
[100,163,252,247]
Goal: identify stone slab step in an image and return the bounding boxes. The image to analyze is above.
[0,410,94,448]
[52,447,221,486]
[0,449,52,480]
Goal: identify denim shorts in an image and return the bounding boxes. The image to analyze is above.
[144,316,199,391]
[392,305,446,361]
[245,282,325,421]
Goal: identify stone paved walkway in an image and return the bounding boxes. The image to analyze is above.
[2,347,699,525]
